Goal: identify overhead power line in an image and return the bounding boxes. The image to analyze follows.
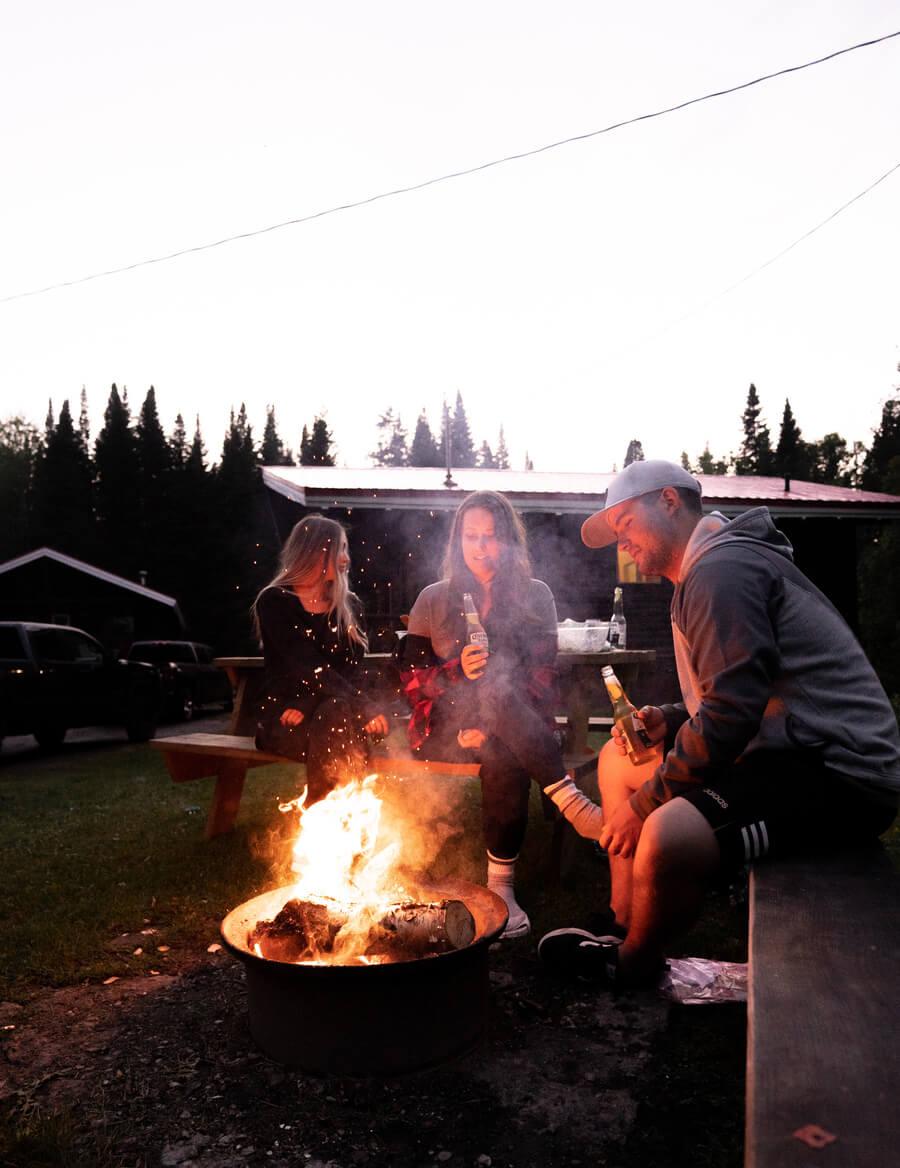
[2,28,898,304]
[605,157,900,361]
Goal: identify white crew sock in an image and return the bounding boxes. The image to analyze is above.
[486,853,530,939]
[544,774,605,841]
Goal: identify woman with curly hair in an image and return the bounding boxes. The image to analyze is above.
[398,491,603,938]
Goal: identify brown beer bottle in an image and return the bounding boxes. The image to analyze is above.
[601,665,656,766]
[462,592,489,651]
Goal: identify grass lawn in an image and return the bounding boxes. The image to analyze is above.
[0,732,756,1001]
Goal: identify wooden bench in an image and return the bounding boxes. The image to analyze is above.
[151,729,598,883]
[746,843,899,1168]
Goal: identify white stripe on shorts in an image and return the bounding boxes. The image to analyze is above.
[741,821,770,861]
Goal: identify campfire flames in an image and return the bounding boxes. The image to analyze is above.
[249,774,472,966]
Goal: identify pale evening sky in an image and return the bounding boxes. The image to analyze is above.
[1,1,898,473]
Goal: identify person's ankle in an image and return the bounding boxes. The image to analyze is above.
[617,942,666,988]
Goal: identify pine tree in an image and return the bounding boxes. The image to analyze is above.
[450,391,476,468]
[696,442,729,475]
[734,383,773,475]
[135,386,172,582]
[773,399,812,481]
[0,416,43,560]
[78,387,90,452]
[170,413,187,469]
[680,451,692,471]
[260,405,293,465]
[305,416,335,466]
[370,409,409,466]
[45,399,55,443]
[862,393,900,491]
[409,409,442,467]
[136,386,171,485]
[495,426,510,470]
[188,415,206,472]
[477,440,496,468]
[94,383,140,575]
[809,433,851,486]
[524,450,534,471]
[32,400,95,559]
[300,424,311,465]
[624,439,645,466]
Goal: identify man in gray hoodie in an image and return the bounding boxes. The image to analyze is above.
[539,460,900,989]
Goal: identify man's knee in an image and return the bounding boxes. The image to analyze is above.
[634,797,720,878]
[597,737,655,796]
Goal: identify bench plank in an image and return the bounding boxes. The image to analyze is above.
[746,845,899,1168]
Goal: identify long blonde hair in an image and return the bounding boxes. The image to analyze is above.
[253,514,367,648]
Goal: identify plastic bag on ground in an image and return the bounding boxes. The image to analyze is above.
[658,957,747,1004]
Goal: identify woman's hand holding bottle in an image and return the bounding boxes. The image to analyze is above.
[461,644,488,680]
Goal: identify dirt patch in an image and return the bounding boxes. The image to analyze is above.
[1,939,670,1167]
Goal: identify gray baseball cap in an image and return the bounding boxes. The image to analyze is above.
[581,460,702,548]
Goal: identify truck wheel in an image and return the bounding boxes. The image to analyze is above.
[35,723,67,750]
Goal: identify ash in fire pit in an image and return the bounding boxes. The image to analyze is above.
[250,895,476,964]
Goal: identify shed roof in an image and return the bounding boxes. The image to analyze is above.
[262,466,900,519]
[0,547,182,610]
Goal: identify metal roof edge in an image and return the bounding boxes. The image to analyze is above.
[0,547,180,607]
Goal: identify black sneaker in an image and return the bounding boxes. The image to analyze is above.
[537,928,620,983]
[582,909,627,941]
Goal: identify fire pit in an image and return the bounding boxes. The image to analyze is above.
[222,878,507,1074]
[219,774,508,1073]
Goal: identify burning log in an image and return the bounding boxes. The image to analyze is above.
[249,896,476,964]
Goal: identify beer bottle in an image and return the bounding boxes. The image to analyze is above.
[462,592,489,651]
[601,665,656,766]
[608,586,627,648]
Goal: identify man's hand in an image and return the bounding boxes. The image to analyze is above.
[611,704,666,755]
[364,714,389,739]
[279,707,304,727]
[460,644,488,680]
[599,799,645,859]
[457,727,486,749]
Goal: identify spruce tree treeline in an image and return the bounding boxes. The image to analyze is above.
[370,392,512,469]
[679,383,868,487]
[0,387,331,650]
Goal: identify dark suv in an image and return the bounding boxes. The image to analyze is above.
[0,622,161,750]
[126,640,233,721]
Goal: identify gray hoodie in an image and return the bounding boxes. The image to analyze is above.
[631,507,900,819]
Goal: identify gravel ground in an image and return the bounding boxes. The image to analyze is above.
[1,933,671,1168]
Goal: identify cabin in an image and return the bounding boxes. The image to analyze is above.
[260,466,900,706]
[0,547,185,654]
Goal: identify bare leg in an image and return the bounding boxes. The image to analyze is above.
[596,738,661,928]
[618,797,720,982]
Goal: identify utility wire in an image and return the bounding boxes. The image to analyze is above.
[603,157,900,362]
[2,28,898,304]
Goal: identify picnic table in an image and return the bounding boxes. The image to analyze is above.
[216,648,656,753]
[152,648,655,839]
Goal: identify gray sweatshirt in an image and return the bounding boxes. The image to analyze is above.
[631,507,900,819]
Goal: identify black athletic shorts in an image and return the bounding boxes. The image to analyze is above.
[676,750,897,875]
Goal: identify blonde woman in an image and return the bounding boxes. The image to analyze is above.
[253,515,388,804]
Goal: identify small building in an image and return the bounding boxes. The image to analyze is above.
[0,547,185,654]
[261,466,900,704]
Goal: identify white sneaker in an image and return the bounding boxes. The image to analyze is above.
[499,901,531,940]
